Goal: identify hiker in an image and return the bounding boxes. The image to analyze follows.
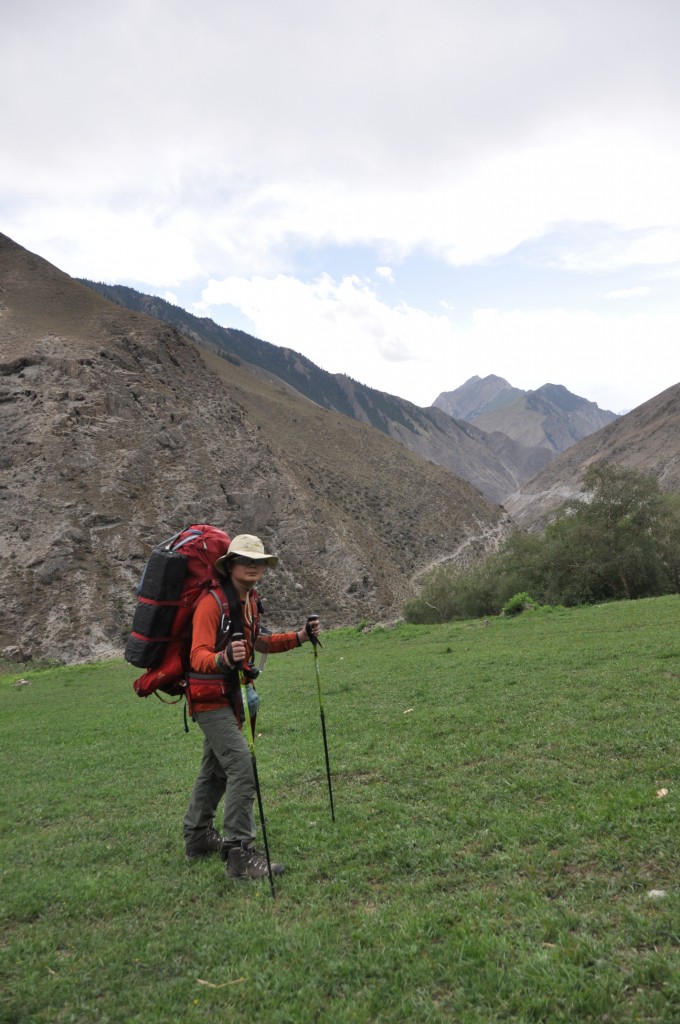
[182,533,321,880]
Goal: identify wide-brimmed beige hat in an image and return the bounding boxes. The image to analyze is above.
[215,534,279,574]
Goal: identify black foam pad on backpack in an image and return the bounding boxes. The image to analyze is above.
[138,549,187,601]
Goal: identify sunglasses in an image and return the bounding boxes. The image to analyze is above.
[232,556,265,567]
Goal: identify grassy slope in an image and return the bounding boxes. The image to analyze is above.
[1,597,679,1023]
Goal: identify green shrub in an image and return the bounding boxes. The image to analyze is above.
[502,592,537,616]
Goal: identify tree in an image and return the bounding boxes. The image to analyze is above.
[405,463,680,623]
[547,464,674,601]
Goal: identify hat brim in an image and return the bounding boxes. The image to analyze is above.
[215,553,278,574]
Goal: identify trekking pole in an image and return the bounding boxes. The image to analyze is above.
[307,615,335,822]
[232,633,276,898]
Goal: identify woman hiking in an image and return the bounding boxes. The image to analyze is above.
[182,533,320,879]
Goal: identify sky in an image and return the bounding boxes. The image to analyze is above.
[2,0,679,415]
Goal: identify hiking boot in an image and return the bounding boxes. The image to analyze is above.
[224,840,285,880]
[185,827,224,861]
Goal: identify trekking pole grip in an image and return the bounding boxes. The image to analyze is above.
[230,631,244,666]
[306,614,322,647]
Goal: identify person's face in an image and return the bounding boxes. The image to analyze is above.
[229,556,267,593]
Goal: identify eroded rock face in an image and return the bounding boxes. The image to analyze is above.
[1,234,511,663]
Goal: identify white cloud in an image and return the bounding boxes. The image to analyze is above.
[7,125,679,292]
[557,225,680,274]
[458,307,677,412]
[200,273,452,379]
[2,0,680,414]
[4,1,680,275]
[6,203,203,286]
[604,287,651,300]
[200,274,679,412]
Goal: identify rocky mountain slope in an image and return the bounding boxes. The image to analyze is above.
[1,233,512,664]
[79,281,553,504]
[435,375,618,454]
[506,382,680,530]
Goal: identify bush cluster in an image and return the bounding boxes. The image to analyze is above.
[501,592,537,616]
[405,464,680,624]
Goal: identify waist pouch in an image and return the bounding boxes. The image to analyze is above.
[187,671,242,719]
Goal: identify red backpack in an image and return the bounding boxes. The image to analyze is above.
[125,525,231,700]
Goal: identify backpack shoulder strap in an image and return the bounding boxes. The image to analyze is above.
[209,581,260,648]
[248,589,260,644]
[208,584,232,648]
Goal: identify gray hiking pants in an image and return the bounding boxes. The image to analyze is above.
[183,705,256,846]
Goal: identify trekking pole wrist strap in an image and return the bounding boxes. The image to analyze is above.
[215,649,233,671]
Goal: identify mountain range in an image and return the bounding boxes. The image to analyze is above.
[2,232,678,664]
[506,381,680,529]
[80,282,609,504]
[0,233,510,663]
[434,374,618,453]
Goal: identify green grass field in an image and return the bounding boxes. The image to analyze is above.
[1,596,679,1023]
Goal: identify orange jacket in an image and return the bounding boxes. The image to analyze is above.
[188,588,300,713]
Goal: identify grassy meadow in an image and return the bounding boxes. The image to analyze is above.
[1,596,679,1023]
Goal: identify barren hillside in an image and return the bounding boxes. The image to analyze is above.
[0,233,511,663]
[80,280,555,504]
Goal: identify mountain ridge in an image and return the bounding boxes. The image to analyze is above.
[434,374,618,454]
[78,281,557,503]
[0,232,511,663]
[505,382,680,529]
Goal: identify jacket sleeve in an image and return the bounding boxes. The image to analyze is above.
[190,594,223,673]
[254,631,301,655]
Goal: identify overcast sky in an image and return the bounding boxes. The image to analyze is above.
[3,0,679,413]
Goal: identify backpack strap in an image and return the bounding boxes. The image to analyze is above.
[170,529,203,552]
[207,582,261,723]
[209,578,257,649]
[250,590,260,646]
[209,586,233,649]
[183,581,258,685]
